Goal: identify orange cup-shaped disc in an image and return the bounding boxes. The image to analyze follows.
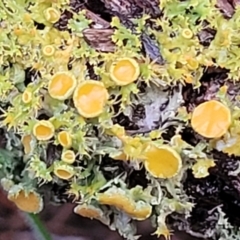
[42,45,55,57]
[53,163,74,180]
[8,190,43,213]
[74,204,103,219]
[61,150,76,164]
[73,80,109,118]
[22,89,32,104]
[143,144,182,179]
[109,58,140,86]
[112,152,129,161]
[57,131,72,148]
[97,187,136,214]
[191,100,231,138]
[22,135,33,154]
[44,7,61,23]
[33,120,55,141]
[48,71,77,100]
[129,202,152,221]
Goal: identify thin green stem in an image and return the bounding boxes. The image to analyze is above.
[23,213,52,240]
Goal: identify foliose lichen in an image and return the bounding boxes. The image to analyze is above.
[1,0,240,239]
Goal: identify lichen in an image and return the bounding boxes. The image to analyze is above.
[1,0,240,239]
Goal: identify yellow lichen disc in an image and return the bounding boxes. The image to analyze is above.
[191,100,231,138]
[182,28,193,39]
[143,144,182,179]
[57,131,72,148]
[22,89,32,104]
[54,168,74,180]
[33,120,55,141]
[8,190,43,213]
[44,7,61,23]
[183,74,193,84]
[112,152,129,161]
[98,191,135,214]
[42,45,55,57]
[73,80,109,118]
[21,135,33,154]
[109,58,140,86]
[61,150,76,164]
[74,204,103,219]
[53,163,74,180]
[129,202,152,221]
[48,72,77,100]
[186,57,199,70]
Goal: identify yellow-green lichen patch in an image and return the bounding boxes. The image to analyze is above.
[1,1,240,240]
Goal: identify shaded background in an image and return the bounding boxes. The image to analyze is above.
[0,188,202,240]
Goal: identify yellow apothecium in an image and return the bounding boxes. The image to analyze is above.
[97,187,136,214]
[109,57,140,86]
[53,162,75,180]
[44,7,61,24]
[21,135,33,154]
[61,150,76,164]
[73,80,109,118]
[48,71,77,100]
[22,89,32,104]
[8,190,43,213]
[74,204,104,220]
[191,100,231,138]
[143,144,182,179]
[42,45,55,57]
[128,201,152,221]
[57,131,72,148]
[33,120,55,141]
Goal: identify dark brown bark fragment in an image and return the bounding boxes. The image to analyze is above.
[83,28,116,52]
